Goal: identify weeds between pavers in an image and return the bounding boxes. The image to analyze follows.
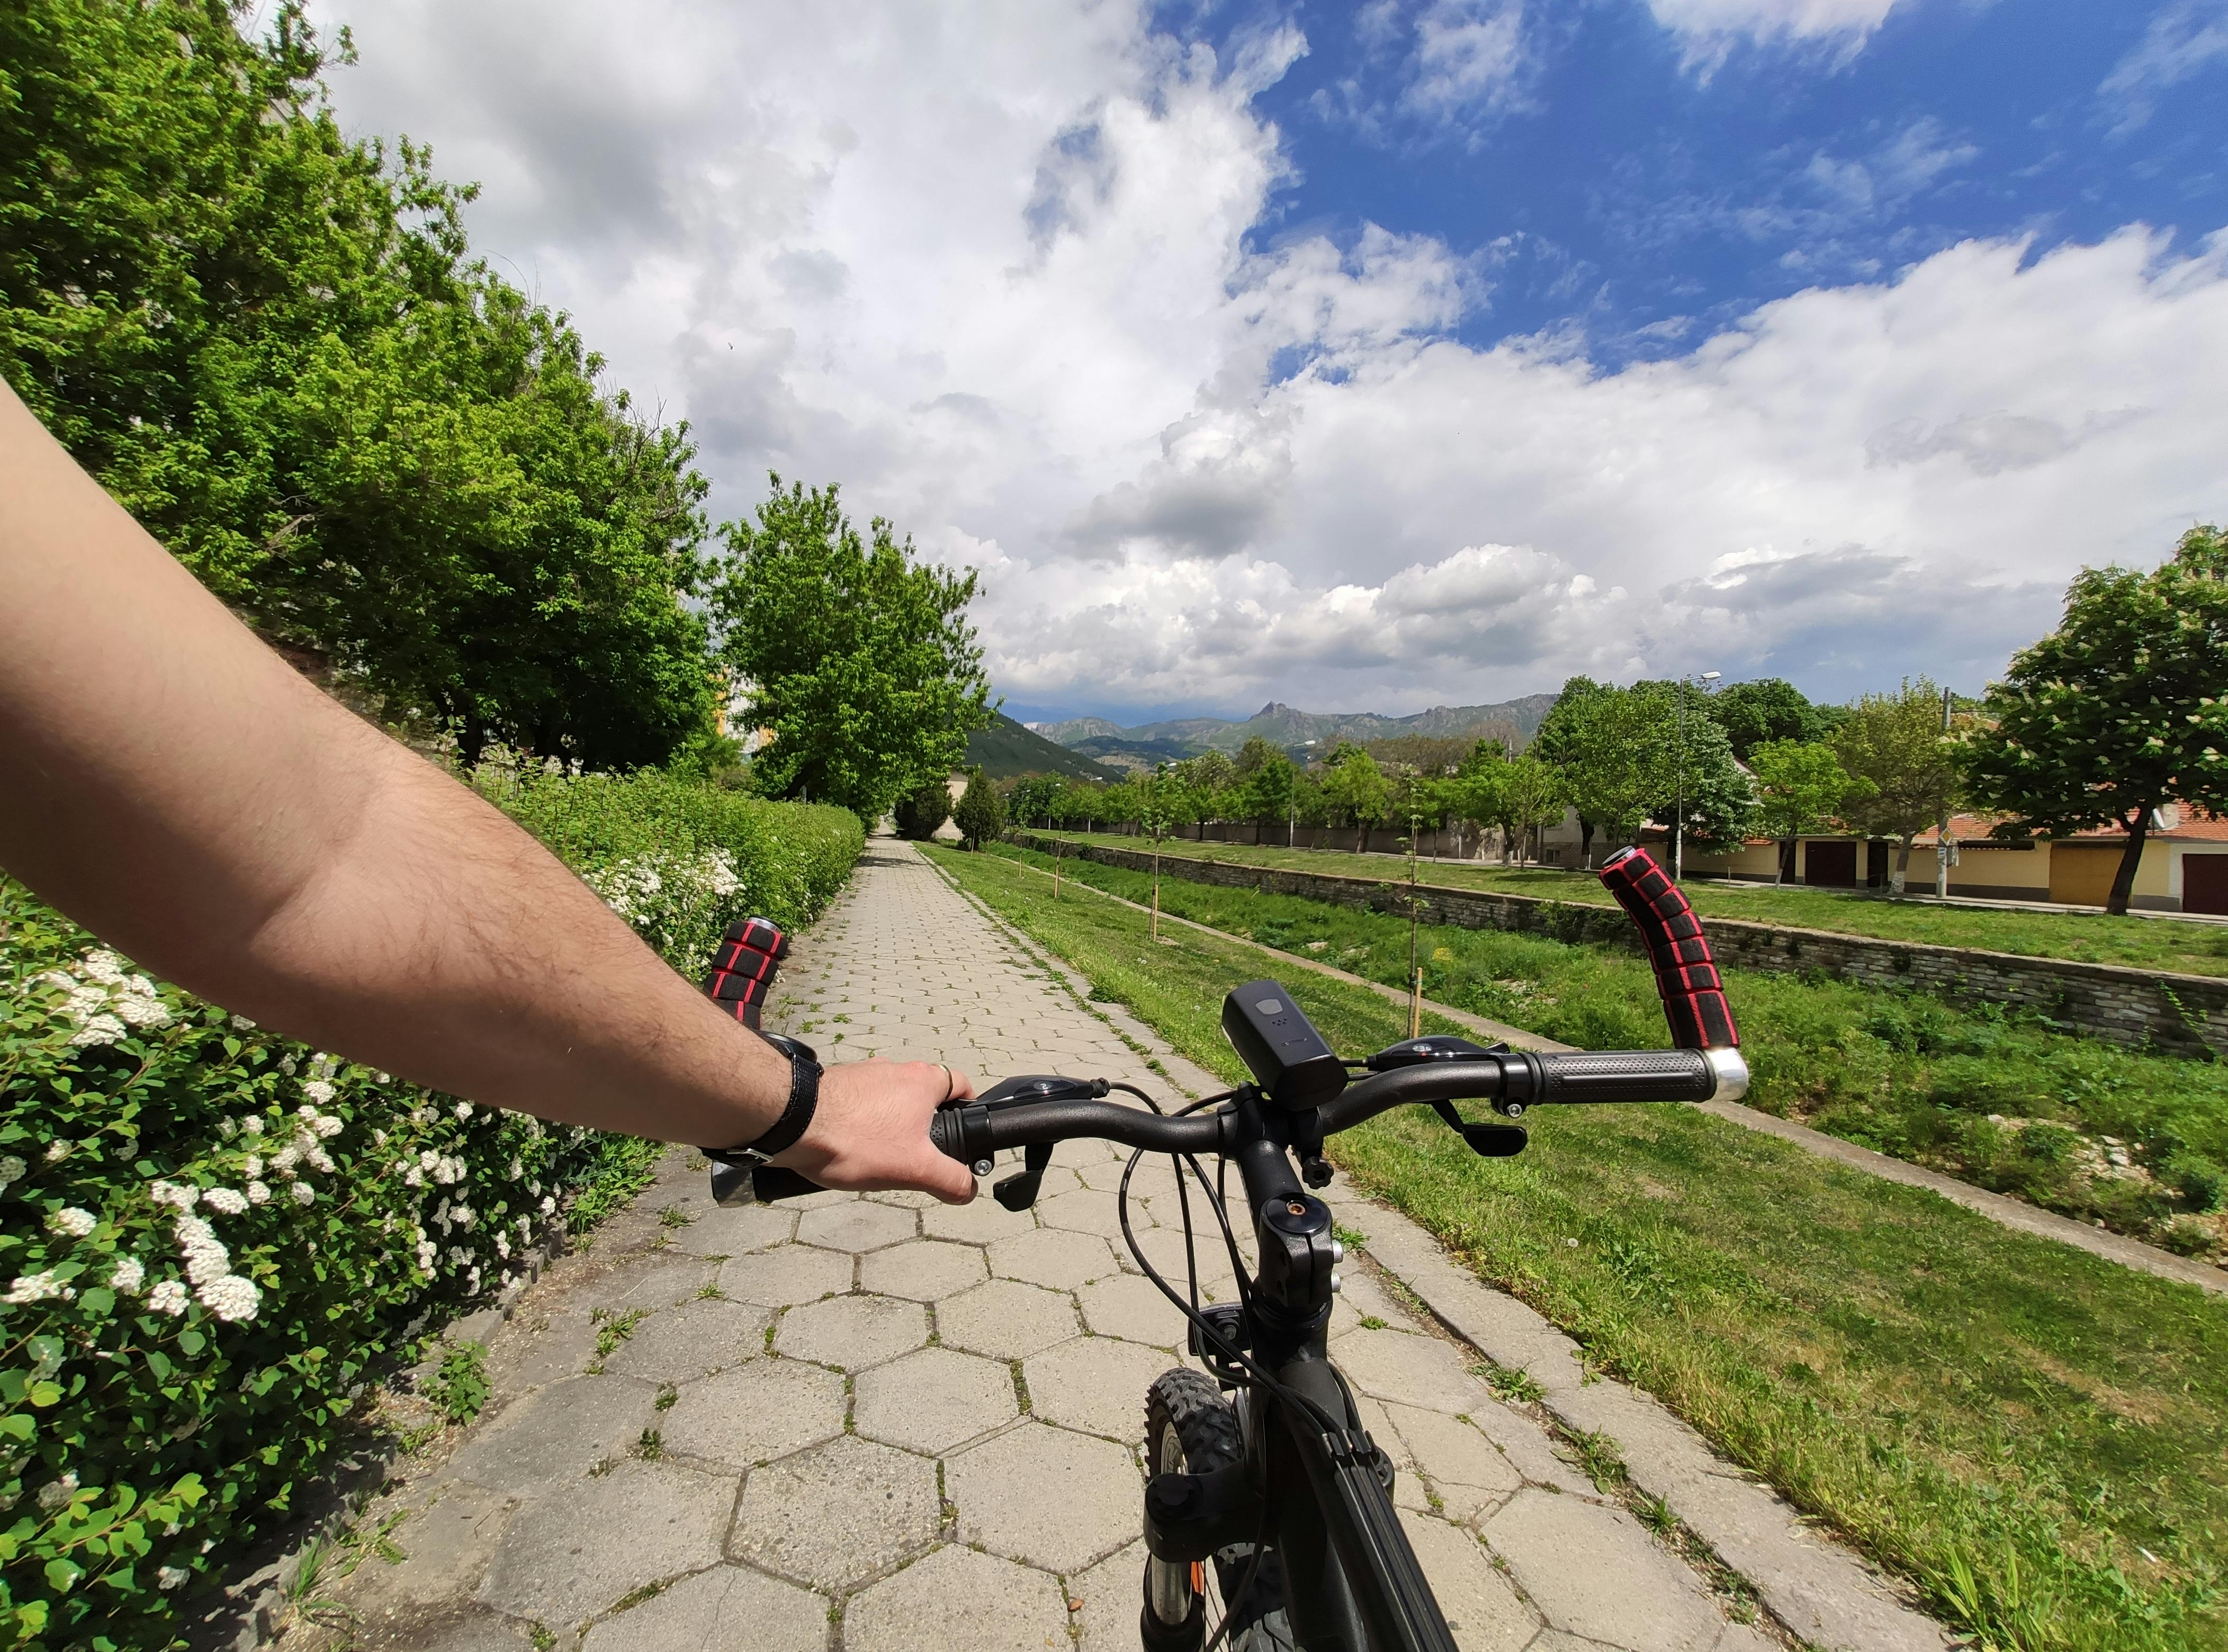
[1027,829,2228,980]
[985,841,2228,1255]
[927,843,2228,1652]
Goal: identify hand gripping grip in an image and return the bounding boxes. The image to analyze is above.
[1595,848,1739,1051]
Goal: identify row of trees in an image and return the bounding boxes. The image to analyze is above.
[996,524,2228,916]
[3,0,987,820]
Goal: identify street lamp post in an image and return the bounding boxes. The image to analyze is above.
[1674,671,1721,883]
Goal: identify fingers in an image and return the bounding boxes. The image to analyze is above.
[911,1144,978,1205]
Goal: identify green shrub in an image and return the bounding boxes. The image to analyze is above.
[0,777,859,1647]
[893,780,951,841]
[953,767,1004,849]
[425,1342,490,1427]
[2163,1152,2227,1214]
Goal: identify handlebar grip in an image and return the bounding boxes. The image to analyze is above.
[1531,1048,1720,1103]
[930,1105,974,1163]
[1596,848,1739,1050]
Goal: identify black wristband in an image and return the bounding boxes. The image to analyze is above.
[709,1042,821,1165]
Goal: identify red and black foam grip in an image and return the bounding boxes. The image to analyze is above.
[701,916,789,1031]
[1595,848,1739,1051]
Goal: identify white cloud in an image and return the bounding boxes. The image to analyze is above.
[2100,0,2228,135]
[1644,0,1909,76]
[303,1,2228,718]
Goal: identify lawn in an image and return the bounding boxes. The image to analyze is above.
[1020,829,2228,980]
[924,842,2228,1652]
[982,841,2228,1258]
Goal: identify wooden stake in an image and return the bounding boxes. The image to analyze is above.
[1410,968,1423,1040]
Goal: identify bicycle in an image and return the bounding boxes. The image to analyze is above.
[704,846,1748,1652]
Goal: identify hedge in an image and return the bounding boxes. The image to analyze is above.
[0,777,861,1649]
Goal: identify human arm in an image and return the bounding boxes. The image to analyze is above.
[0,376,974,1201]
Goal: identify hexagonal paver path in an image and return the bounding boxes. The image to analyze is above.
[309,837,1899,1651]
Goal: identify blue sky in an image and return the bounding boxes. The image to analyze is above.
[1220,1,2225,369]
[313,0,2228,723]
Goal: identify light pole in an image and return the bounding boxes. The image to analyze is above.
[1674,671,1720,883]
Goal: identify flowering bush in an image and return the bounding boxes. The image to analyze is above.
[482,766,863,973]
[0,786,859,1648]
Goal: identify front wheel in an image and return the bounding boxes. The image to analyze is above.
[1142,1369,1293,1652]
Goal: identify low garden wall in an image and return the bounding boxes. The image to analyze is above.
[1011,832,2228,1056]
[2,775,861,1648]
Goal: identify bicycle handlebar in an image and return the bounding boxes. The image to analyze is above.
[927,1045,1748,1165]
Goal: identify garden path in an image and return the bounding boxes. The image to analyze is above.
[304,838,1946,1652]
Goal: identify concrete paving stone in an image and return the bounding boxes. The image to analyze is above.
[1038,1187,1150,1240]
[844,1543,1072,1652]
[659,1359,846,1468]
[1071,1538,1147,1652]
[1460,1397,1602,1500]
[989,1226,1122,1289]
[1326,1267,1408,1333]
[729,1434,939,1590]
[1024,1336,1178,1442]
[855,1345,1019,1452]
[1349,1393,1432,1515]
[921,1192,1035,1242]
[483,1310,600,1395]
[859,1238,991,1301]
[1336,1326,1490,1415]
[370,1605,538,1651]
[1484,1490,1723,1652]
[946,1420,1142,1573]
[1119,1225,1241,1298]
[337,1482,514,1613]
[864,1187,941,1209]
[601,1298,772,1385]
[775,1292,929,1369]
[796,1199,918,1253]
[1711,1620,1782,1652]
[936,1278,1083,1360]
[1077,1271,1191,1348]
[579,1563,825,1652]
[1399,1510,1542,1652]
[1388,1404,1523,1523]
[662,1201,798,1257]
[477,1459,732,1629]
[716,1243,852,1307]
[571,1256,722,1315]
[442,1376,658,1495]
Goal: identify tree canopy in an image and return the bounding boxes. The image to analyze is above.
[1711,678,1842,761]
[2,0,717,767]
[1831,679,1960,892]
[714,477,991,820]
[1964,528,2228,913]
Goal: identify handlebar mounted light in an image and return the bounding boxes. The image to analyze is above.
[1221,980,1348,1110]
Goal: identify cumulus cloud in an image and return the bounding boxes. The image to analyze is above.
[304,0,2228,717]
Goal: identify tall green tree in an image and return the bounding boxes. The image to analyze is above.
[3,0,716,767]
[1321,747,1392,848]
[1007,775,1063,828]
[1712,678,1843,761]
[1749,741,1865,884]
[953,767,1004,849]
[1233,738,1297,830]
[715,478,990,820]
[1965,528,2228,914]
[1561,685,1678,857]
[1831,678,1961,895]
[1497,756,1567,865]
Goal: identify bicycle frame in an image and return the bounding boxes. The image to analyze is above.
[1137,1088,1459,1652]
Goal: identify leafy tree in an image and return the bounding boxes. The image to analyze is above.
[1527,676,1611,767]
[953,767,1005,849]
[1498,756,1568,865]
[1006,775,1063,827]
[714,477,991,820]
[1712,679,1842,761]
[1965,528,2228,914]
[3,0,717,768]
[893,778,951,841]
[1321,748,1392,848]
[1660,708,1757,858]
[1560,686,1677,857]
[1234,740,1297,829]
[1749,742,1865,884]
[1831,678,1961,896]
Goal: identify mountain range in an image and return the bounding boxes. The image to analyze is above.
[1031,696,1559,769]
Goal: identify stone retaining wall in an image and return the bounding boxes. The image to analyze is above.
[1010,832,2228,1055]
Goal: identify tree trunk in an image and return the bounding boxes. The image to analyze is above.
[1776,837,1794,885]
[2108,809,2151,916]
[1579,817,1594,867]
[1892,836,1913,895]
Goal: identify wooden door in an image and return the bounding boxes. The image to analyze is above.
[2185,854,2228,915]
[1805,840,1857,887]
[2048,843,2122,906]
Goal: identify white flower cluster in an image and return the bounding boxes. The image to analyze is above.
[586,849,744,958]
[5,1270,72,1305]
[0,1154,26,1191]
[39,949,172,1047]
[47,1207,96,1238]
[171,1214,262,1322]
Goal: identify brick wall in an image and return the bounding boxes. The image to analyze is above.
[1011,833,2228,1054]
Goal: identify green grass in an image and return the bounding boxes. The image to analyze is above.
[991,841,2228,1255]
[924,842,2228,1652]
[1025,829,2228,980]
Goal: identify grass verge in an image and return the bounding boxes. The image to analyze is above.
[925,842,2228,1652]
[1025,829,2228,980]
[994,841,2228,1258]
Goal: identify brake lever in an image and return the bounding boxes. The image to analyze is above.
[1428,1102,1527,1158]
[994,1142,1054,1211]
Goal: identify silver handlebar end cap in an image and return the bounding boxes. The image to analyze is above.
[1702,1047,1749,1105]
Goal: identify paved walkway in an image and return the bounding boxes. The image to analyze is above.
[311,840,1942,1652]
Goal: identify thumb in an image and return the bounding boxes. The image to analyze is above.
[912,1141,977,1205]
